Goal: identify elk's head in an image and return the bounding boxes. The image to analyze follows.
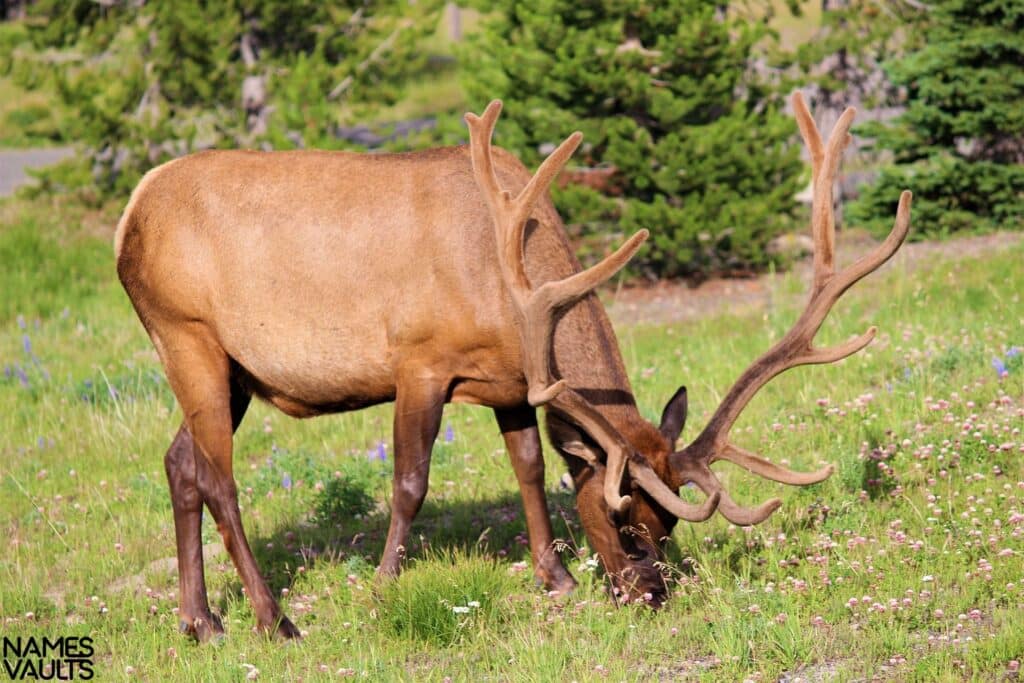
[465,95,911,606]
[545,387,694,606]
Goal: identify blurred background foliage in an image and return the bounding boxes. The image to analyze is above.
[0,0,1021,278]
[847,0,1024,236]
[2,0,445,196]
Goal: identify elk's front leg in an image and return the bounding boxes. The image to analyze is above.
[495,407,576,595]
[378,376,446,578]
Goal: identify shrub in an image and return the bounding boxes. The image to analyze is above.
[313,474,376,523]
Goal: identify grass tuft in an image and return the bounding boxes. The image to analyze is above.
[376,550,524,647]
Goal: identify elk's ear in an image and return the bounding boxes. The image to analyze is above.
[560,440,601,466]
[547,415,602,466]
[659,385,688,446]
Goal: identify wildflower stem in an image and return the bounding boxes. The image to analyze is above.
[9,474,70,551]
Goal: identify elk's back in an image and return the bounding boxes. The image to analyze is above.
[116,148,539,414]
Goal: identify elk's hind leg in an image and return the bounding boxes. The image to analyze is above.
[495,407,576,595]
[156,327,298,640]
[164,425,223,641]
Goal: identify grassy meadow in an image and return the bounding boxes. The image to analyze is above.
[1,197,1022,682]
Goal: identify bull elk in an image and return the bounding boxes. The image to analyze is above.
[115,92,910,640]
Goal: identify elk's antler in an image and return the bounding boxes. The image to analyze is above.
[670,92,912,525]
[465,101,719,520]
[466,101,647,408]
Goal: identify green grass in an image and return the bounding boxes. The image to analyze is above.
[1,198,1022,681]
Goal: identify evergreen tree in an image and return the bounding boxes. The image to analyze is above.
[459,1,804,278]
[11,1,442,197]
[848,0,1024,236]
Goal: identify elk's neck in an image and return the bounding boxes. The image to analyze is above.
[548,293,663,449]
[522,215,659,451]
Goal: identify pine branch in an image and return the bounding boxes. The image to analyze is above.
[327,19,412,101]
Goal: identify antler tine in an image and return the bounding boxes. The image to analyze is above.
[550,387,634,513]
[533,230,650,312]
[465,100,656,514]
[512,132,583,230]
[628,455,720,522]
[670,93,912,525]
[464,100,507,207]
[719,443,834,485]
[465,101,532,295]
[792,92,823,181]
[522,229,648,406]
[792,92,855,290]
[827,190,912,298]
[811,105,854,288]
[679,459,782,526]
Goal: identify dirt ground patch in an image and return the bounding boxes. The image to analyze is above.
[605,231,1023,326]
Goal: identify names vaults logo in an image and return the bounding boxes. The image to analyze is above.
[2,637,95,681]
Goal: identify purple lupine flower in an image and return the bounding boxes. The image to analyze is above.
[1007,346,1021,359]
[15,365,29,388]
[370,441,387,461]
[281,473,292,490]
[444,423,455,444]
[16,315,26,330]
[992,357,1007,377]
[3,365,11,379]
[22,335,31,355]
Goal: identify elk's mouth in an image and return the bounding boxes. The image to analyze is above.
[603,541,668,608]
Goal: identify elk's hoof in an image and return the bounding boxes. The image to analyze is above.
[179,612,225,643]
[266,615,301,641]
[535,561,577,597]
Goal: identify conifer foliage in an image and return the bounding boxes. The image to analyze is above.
[849,0,1024,236]
[12,0,442,196]
[459,2,804,278]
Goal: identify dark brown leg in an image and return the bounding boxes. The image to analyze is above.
[164,425,222,641]
[158,329,298,640]
[495,407,576,595]
[377,376,446,578]
[165,380,251,641]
